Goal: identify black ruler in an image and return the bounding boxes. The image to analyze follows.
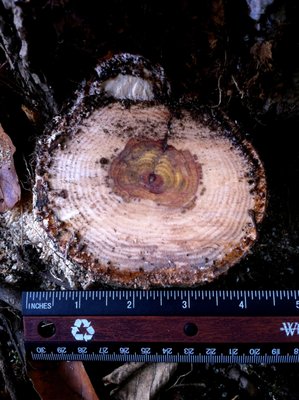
[22,290,299,363]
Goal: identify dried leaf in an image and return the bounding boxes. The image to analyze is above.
[250,41,273,70]
[103,362,145,386]
[0,124,21,212]
[103,362,178,400]
[28,361,100,400]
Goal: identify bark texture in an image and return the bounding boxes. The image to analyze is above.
[0,0,57,121]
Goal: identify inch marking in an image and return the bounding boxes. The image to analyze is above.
[23,290,299,319]
[78,292,82,310]
[160,293,163,306]
[187,291,191,309]
[272,293,276,307]
[243,292,247,309]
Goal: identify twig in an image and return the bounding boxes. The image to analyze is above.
[166,364,193,390]
[211,75,223,108]
[231,75,244,99]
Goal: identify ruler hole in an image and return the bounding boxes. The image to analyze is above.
[38,320,56,338]
[184,322,198,337]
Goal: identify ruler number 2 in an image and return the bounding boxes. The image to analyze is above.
[127,300,133,309]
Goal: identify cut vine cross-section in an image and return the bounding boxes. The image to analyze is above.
[34,54,266,288]
[109,137,202,208]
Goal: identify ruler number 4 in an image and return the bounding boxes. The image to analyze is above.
[239,300,246,309]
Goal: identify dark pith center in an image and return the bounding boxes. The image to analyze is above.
[141,171,164,194]
[148,172,156,184]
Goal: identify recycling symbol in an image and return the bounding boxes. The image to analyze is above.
[71,319,95,341]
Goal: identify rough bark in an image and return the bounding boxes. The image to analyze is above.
[0,0,57,122]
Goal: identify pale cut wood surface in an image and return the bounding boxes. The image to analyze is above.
[35,103,266,287]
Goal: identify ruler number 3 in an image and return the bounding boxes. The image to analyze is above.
[182,301,189,309]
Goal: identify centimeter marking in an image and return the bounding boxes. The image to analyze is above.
[30,354,299,364]
[25,341,299,363]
